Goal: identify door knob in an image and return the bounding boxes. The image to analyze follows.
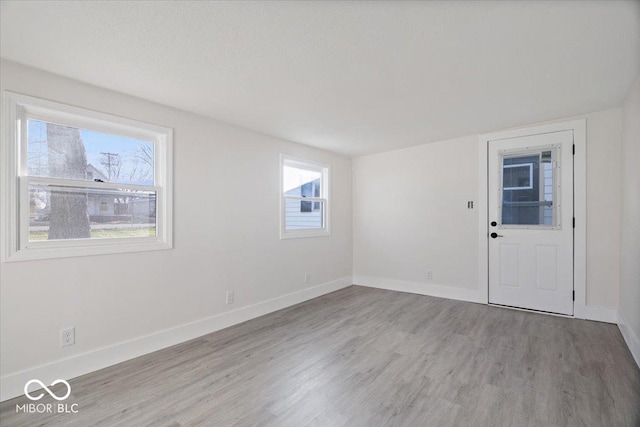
[490,232,504,238]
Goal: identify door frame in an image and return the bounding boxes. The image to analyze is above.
[477,119,587,318]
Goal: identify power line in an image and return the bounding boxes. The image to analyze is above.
[100,152,119,181]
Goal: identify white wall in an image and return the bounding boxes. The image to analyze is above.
[582,109,622,308]
[0,61,352,400]
[353,135,483,302]
[618,76,640,366]
[353,108,622,313]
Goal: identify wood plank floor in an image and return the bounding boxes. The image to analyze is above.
[2,285,639,426]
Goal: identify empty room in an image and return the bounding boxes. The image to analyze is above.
[1,1,639,426]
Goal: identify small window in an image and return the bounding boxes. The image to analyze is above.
[281,155,329,238]
[1,92,173,261]
[500,149,558,228]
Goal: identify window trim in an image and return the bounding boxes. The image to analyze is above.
[280,154,330,239]
[1,91,173,262]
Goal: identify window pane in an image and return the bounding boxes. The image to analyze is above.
[301,200,313,212]
[285,199,324,230]
[501,150,555,226]
[503,164,532,189]
[283,165,321,196]
[28,183,156,241]
[27,120,155,185]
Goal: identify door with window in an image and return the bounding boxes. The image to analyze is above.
[488,130,574,315]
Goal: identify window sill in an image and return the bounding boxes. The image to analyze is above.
[2,240,172,262]
[280,229,330,240]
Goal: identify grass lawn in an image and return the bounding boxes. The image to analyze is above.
[29,227,156,241]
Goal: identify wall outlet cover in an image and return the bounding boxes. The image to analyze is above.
[60,327,75,347]
[226,291,235,304]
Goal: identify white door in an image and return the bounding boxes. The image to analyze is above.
[488,130,574,315]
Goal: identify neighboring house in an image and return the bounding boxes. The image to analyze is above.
[86,164,114,219]
[30,164,155,224]
[284,178,322,229]
[86,164,156,222]
[85,163,107,182]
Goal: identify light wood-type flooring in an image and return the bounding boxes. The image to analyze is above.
[1,285,639,426]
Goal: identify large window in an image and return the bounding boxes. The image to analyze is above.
[280,155,329,238]
[1,92,173,261]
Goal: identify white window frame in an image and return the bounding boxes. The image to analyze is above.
[280,154,330,239]
[1,92,173,262]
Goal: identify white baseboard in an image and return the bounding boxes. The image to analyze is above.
[353,275,486,304]
[0,276,352,402]
[618,312,640,369]
[575,305,619,324]
[355,276,619,325]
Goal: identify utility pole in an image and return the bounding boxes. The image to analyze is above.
[100,152,119,181]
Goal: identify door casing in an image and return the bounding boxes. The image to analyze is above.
[478,120,587,318]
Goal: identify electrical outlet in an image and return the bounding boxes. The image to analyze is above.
[304,273,310,284]
[60,327,75,347]
[225,291,234,305]
[426,271,433,280]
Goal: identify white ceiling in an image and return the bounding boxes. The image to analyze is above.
[1,1,639,157]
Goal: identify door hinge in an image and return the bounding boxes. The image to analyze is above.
[573,217,575,228]
[573,290,575,301]
[572,144,575,155]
